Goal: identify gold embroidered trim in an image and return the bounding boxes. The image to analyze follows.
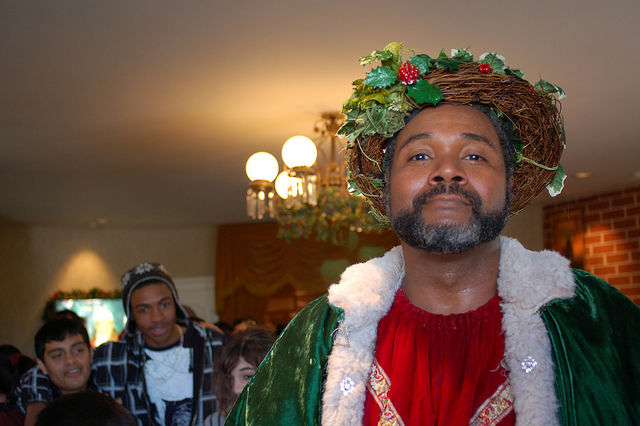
[367,358,405,426]
[470,378,514,426]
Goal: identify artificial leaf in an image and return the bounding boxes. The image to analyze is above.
[451,48,474,62]
[546,164,566,197]
[383,42,404,58]
[479,52,506,73]
[437,48,449,60]
[434,58,460,71]
[360,50,394,66]
[408,54,432,75]
[407,80,444,105]
[364,66,397,88]
[535,79,566,99]
[359,91,387,106]
[505,68,525,80]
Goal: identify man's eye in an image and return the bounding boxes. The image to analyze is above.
[74,347,85,354]
[411,153,430,161]
[465,154,484,161]
[244,374,253,380]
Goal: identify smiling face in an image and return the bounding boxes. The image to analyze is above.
[230,356,257,397]
[129,282,181,348]
[387,104,509,253]
[36,333,93,395]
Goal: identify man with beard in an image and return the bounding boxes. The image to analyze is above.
[227,44,640,425]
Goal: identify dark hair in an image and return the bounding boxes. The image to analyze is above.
[35,390,135,426]
[53,309,85,325]
[213,327,276,415]
[35,318,91,360]
[0,345,36,395]
[382,104,516,212]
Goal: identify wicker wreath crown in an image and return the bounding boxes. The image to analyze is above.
[339,42,566,224]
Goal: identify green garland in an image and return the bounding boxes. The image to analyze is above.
[275,185,383,244]
[338,42,567,202]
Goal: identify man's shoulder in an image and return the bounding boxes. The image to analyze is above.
[18,366,50,387]
[93,339,133,364]
[545,269,640,325]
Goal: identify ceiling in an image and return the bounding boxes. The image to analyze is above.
[2,0,639,228]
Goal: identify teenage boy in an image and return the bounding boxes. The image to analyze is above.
[15,318,94,426]
[93,263,225,426]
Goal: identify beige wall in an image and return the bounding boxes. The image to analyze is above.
[503,203,544,251]
[0,225,216,357]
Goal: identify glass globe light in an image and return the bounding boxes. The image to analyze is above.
[245,152,279,182]
[281,136,317,168]
[275,171,293,199]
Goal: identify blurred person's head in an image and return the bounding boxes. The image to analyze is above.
[35,390,135,426]
[0,345,35,400]
[214,328,276,415]
[34,318,93,395]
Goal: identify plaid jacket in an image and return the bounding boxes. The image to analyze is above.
[93,322,224,426]
[13,366,60,414]
[14,365,97,414]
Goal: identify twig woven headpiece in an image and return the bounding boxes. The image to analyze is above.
[339,42,566,224]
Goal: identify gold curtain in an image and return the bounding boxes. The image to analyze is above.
[215,222,399,324]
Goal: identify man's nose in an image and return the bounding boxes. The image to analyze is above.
[429,155,467,185]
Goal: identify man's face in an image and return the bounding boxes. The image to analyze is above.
[36,333,93,394]
[130,282,181,348]
[387,104,509,253]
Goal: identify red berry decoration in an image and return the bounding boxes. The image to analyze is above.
[398,62,420,85]
[478,63,492,74]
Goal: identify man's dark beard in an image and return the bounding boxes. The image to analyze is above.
[389,183,509,254]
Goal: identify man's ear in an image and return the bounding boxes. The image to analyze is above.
[89,346,94,363]
[36,358,49,376]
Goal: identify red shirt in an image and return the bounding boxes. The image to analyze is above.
[363,289,515,425]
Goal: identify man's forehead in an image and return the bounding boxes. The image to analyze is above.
[397,105,500,145]
[45,333,86,352]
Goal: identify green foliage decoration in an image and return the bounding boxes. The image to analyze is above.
[339,43,568,214]
[275,185,383,245]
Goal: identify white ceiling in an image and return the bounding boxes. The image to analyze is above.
[2,0,639,227]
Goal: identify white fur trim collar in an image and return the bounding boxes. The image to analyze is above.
[322,237,575,425]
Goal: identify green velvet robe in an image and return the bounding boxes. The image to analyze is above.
[228,239,640,425]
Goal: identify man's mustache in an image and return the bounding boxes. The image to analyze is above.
[413,183,482,210]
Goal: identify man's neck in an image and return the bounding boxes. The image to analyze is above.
[400,237,501,315]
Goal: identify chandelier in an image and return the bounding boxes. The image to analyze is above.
[245,112,381,243]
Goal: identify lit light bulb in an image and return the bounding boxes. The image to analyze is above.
[275,171,292,199]
[245,152,279,182]
[281,136,317,168]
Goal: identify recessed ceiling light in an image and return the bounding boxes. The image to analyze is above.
[573,172,593,179]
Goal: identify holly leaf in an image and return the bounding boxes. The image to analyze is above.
[505,67,525,80]
[408,54,432,75]
[451,48,474,62]
[360,49,394,66]
[546,164,566,197]
[434,58,460,71]
[363,66,397,88]
[479,52,506,73]
[407,80,444,105]
[535,78,566,99]
[437,48,449,60]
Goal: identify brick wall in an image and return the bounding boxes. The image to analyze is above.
[543,185,640,306]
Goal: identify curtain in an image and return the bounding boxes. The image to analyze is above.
[215,222,399,324]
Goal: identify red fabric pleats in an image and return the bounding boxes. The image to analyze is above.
[363,289,515,425]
